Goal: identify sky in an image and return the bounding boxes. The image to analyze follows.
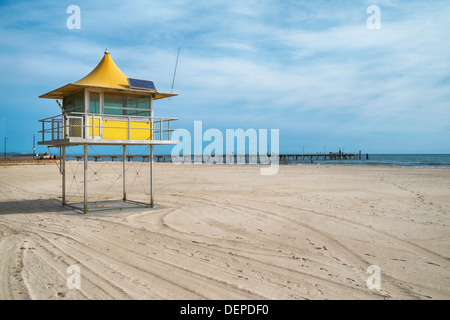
[0,0,449,155]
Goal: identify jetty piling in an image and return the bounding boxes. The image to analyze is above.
[67,151,366,164]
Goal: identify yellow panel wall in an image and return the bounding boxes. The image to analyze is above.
[102,120,127,140]
[130,121,151,140]
[102,120,152,140]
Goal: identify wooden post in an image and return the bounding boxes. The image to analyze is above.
[83,144,88,214]
[168,121,171,140]
[62,146,66,206]
[93,114,97,139]
[123,145,126,202]
[51,118,54,141]
[150,145,154,208]
[150,95,155,208]
[41,120,45,143]
[127,116,131,140]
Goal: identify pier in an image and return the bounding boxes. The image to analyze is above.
[67,151,368,163]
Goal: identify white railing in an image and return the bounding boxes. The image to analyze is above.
[38,113,178,144]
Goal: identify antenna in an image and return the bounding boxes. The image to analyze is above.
[170,46,180,97]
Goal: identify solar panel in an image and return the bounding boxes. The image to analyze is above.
[128,78,157,91]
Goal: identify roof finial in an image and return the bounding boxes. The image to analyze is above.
[105,48,110,54]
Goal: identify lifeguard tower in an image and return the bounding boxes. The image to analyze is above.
[38,49,178,213]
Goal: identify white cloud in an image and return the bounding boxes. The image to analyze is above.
[0,0,449,152]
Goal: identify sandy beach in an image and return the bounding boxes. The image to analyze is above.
[0,162,449,300]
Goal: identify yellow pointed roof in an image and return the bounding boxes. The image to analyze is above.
[39,50,178,101]
[75,50,128,89]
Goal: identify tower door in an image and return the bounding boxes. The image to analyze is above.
[88,115,102,139]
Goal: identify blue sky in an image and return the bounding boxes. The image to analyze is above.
[0,0,449,154]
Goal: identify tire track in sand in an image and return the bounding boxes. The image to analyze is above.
[157,193,447,299]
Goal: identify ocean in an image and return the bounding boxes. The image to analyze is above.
[288,154,450,168]
[55,153,450,168]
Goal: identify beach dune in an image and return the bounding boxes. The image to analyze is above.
[0,162,449,299]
